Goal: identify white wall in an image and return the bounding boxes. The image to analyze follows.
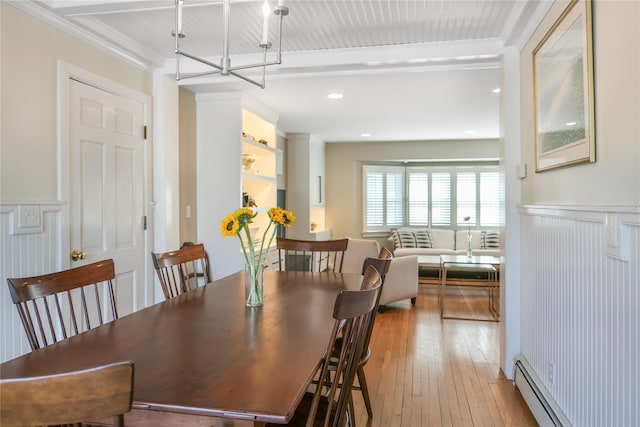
[500,46,523,379]
[152,70,180,254]
[0,3,153,201]
[520,0,640,206]
[195,93,245,280]
[179,88,198,244]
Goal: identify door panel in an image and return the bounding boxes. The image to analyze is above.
[70,79,146,317]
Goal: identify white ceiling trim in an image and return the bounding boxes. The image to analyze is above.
[165,38,506,83]
[7,0,150,69]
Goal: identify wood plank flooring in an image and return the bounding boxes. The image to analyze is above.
[351,284,537,427]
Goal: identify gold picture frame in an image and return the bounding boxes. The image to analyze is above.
[533,0,595,172]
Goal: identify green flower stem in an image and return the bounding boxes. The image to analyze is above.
[237,228,252,268]
[257,220,276,269]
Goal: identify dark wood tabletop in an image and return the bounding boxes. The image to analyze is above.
[0,270,363,426]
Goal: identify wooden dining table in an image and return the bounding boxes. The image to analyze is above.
[0,270,363,426]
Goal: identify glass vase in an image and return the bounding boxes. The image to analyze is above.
[466,231,473,258]
[245,263,264,307]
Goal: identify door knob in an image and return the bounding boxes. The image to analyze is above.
[71,250,86,261]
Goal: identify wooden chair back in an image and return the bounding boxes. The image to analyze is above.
[378,246,393,260]
[361,256,392,279]
[307,283,382,427]
[7,259,118,351]
[0,361,134,427]
[276,237,349,272]
[151,243,211,300]
[359,263,388,356]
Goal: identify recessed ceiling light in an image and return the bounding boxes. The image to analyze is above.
[327,93,343,99]
[566,121,577,126]
[361,133,371,137]
[492,88,501,93]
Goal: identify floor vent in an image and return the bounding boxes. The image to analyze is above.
[513,356,572,427]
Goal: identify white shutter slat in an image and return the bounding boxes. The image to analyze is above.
[408,169,428,226]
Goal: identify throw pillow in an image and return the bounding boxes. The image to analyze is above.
[413,229,433,248]
[390,231,401,249]
[390,230,417,248]
[482,230,501,249]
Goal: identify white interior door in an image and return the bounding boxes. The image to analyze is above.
[69,79,146,316]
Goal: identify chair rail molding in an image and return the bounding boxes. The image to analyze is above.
[0,202,64,235]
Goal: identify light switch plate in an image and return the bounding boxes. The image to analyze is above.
[605,213,629,261]
[13,205,43,235]
[18,205,41,228]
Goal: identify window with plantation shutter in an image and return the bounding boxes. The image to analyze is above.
[363,165,404,232]
[480,171,502,226]
[407,169,428,226]
[431,172,451,226]
[456,171,477,226]
[362,164,502,233]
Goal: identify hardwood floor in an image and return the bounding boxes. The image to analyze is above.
[351,284,537,427]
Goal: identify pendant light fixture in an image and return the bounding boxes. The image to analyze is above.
[172,0,289,88]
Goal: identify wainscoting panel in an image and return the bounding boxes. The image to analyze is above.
[520,206,639,426]
[0,203,64,362]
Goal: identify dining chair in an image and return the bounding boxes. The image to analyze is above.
[0,361,134,427]
[151,242,211,300]
[353,259,391,417]
[378,246,393,260]
[7,259,118,351]
[276,237,349,272]
[308,263,386,421]
[266,277,382,427]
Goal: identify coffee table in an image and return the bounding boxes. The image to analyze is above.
[439,254,500,321]
[416,255,442,285]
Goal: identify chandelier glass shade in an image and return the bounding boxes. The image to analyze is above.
[172,0,289,88]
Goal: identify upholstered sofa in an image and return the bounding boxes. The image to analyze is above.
[342,238,418,307]
[389,228,502,258]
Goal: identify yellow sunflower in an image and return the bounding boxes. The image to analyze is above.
[269,207,296,226]
[220,214,240,236]
[234,207,256,228]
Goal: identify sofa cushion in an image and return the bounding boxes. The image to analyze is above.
[394,247,457,257]
[429,229,455,250]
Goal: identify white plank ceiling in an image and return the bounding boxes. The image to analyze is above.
[10,0,552,142]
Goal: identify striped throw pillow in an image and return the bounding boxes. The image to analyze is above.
[391,230,417,248]
[413,230,433,248]
[482,230,500,249]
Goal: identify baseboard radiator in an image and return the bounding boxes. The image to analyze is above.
[513,356,572,427]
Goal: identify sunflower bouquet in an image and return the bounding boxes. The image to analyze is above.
[220,207,295,306]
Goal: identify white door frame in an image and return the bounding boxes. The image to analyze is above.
[57,60,155,307]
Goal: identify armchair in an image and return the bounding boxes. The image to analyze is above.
[343,238,418,306]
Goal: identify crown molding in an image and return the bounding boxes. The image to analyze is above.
[7,0,151,70]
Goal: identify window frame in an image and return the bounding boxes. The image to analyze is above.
[362,163,502,233]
